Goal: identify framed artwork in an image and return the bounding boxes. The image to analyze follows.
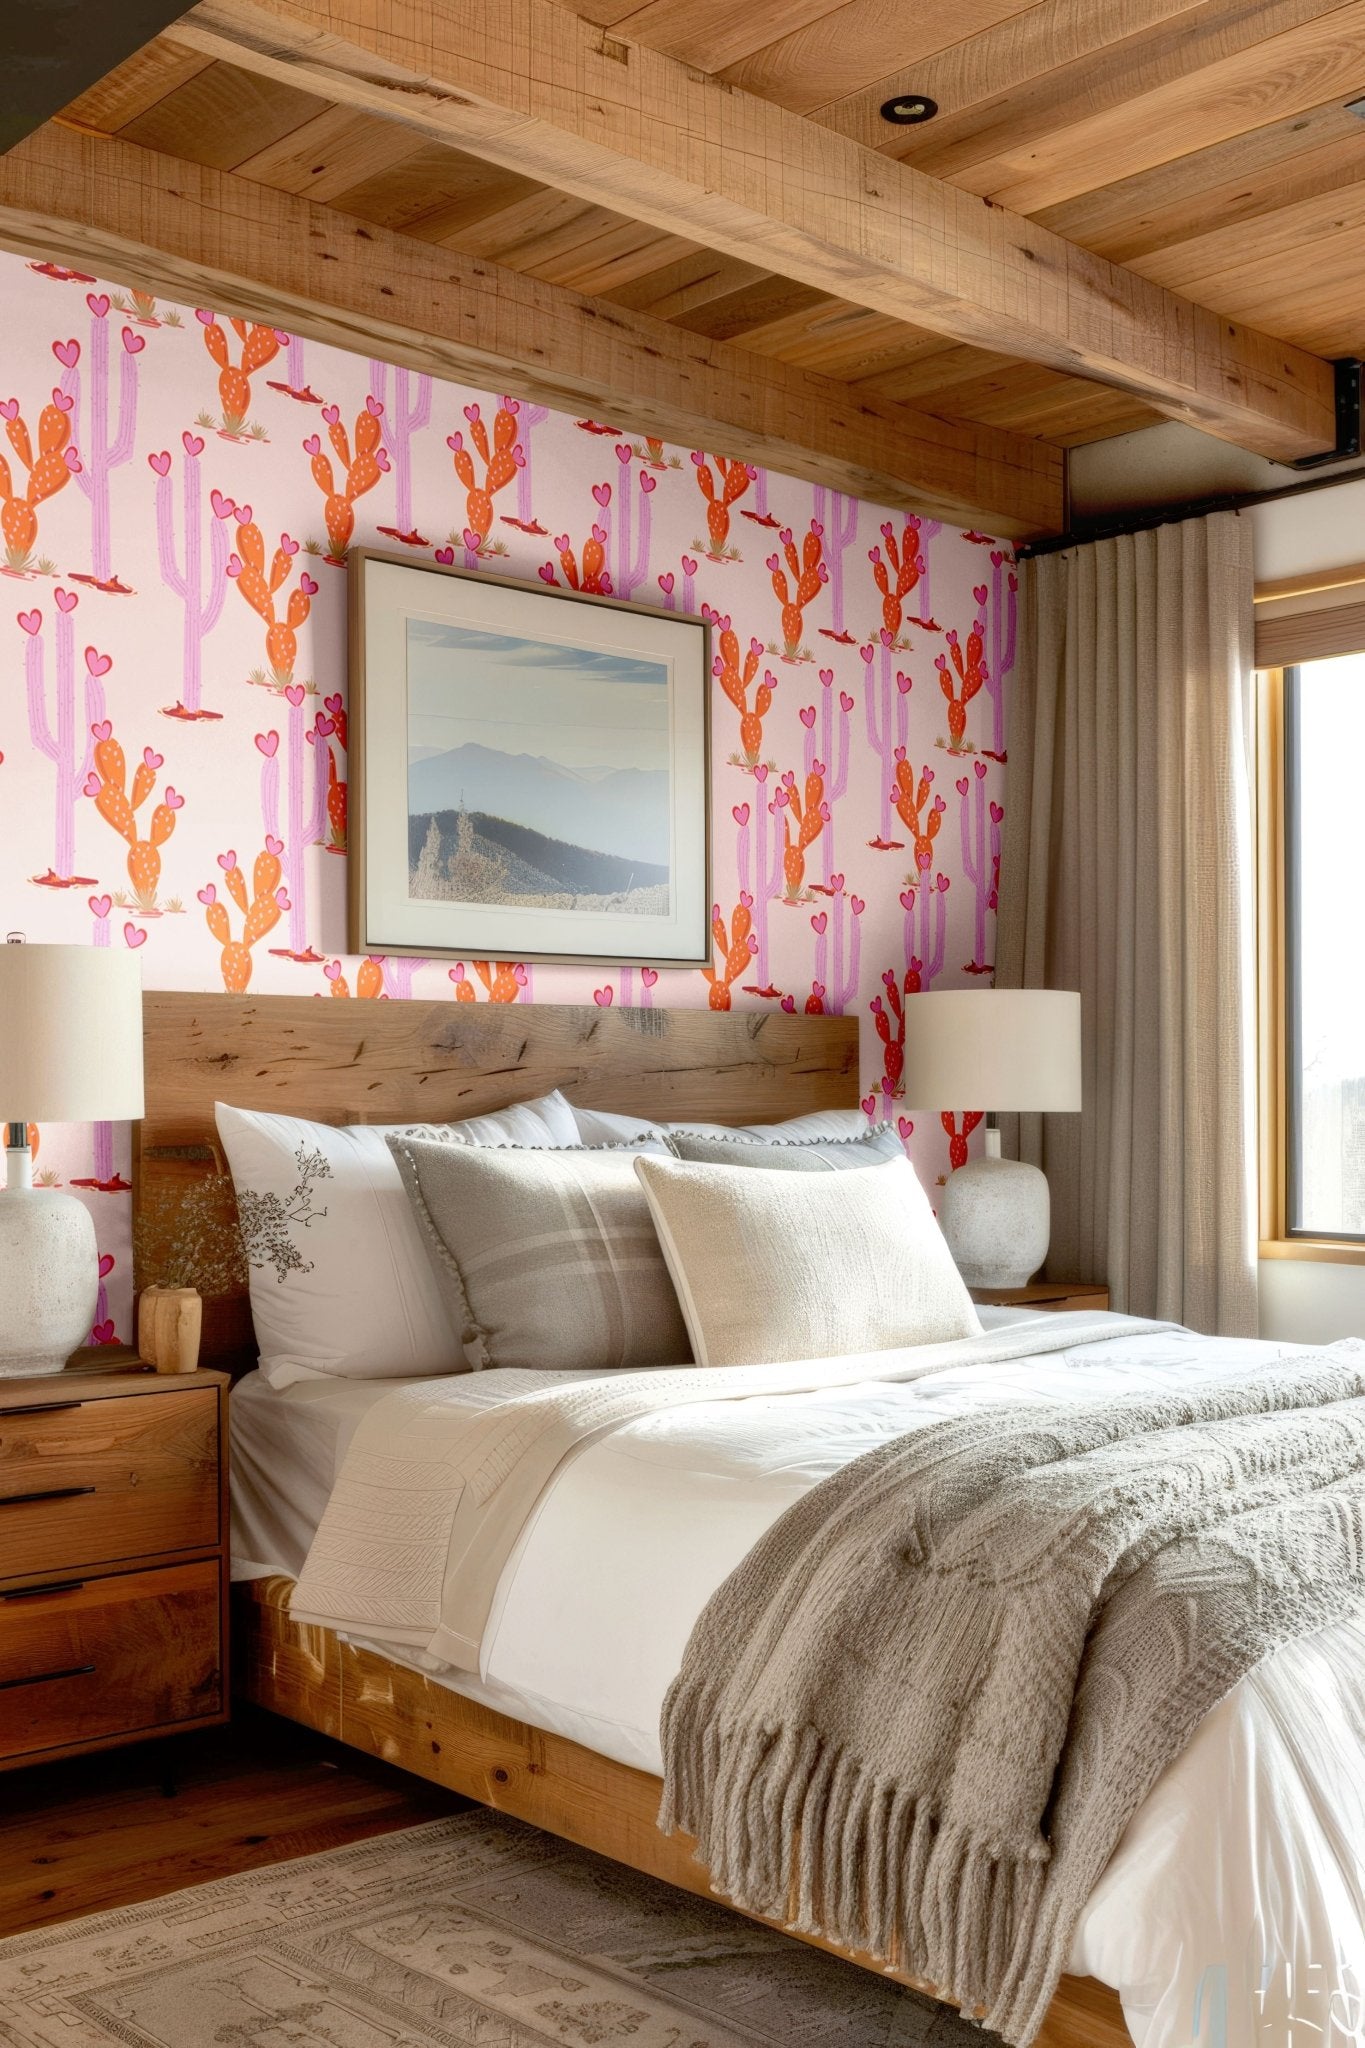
[348,551,711,967]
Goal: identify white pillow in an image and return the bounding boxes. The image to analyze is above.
[567,1104,670,1151]
[662,1107,870,1142]
[216,1090,579,1388]
[633,1153,981,1368]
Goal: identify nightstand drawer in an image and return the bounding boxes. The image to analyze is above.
[0,1388,218,1578]
[0,1560,221,1760]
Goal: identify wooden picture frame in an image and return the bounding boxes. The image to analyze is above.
[347,549,712,967]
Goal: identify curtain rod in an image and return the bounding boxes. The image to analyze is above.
[1019,456,1365,559]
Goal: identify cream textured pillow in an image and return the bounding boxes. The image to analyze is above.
[633,1154,981,1368]
[388,1137,693,1372]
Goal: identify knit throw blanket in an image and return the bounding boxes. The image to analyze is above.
[659,1345,1365,2045]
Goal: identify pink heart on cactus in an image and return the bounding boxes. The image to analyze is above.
[593,986,613,1007]
[98,1253,115,1279]
[55,587,76,612]
[52,338,79,367]
[235,504,251,525]
[142,746,164,770]
[436,548,456,566]
[226,555,242,579]
[829,873,844,892]
[366,394,383,416]
[52,388,74,413]
[374,447,390,471]
[210,489,234,520]
[182,431,204,457]
[897,672,912,695]
[898,1117,914,1141]
[682,557,697,576]
[197,886,216,906]
[195,309,215,325]
[658,572,674,594]
[765,554,779,573]
[991,550,1004,568]
[17,608,40,635]
[781,995,795,1013]
[990,801,1004,824]
[464,403,480,423]
[799,706,816,728]
[148,450,171,476]
[732,803,750,826]
[90,1321,116,1345]
[321,404,340,425]
[462,529,481,552]
[591,524,607,546]
[779,528,792,546]
[450,965,466,983]
[840,691,854,712]
[285,684,305,707]
[641,967,658,987]
[754,764,769,784]
[88,894,111,919]
[810,912,827,935]
[121,328,145,355]
[851,896,865,915]
[163,786,184,810]
[974,584,988,605]
[971,758,986,780]
[446,432,463,455]
[956,776,970,795]
[272,329,291,346]
[275,888,290,910]
[513,964,529,986]
[324,693,343,716]
[811,981,826,1001]
[936,874,949,892]
[899,889,915,911]
[324,959,342,981]
[124,924,146,949]
[83,772,100,796]
[592,482,611,507]
[266,834,284,856]
[315,715,335,738]
[639,472,656,493]
[64,449,82,473]
[739,890,754,909]
[513,446,526,467]
[819,668,833,687]
[299,573,318,596]
[690,450,705,467]
[615,444,632,463]
[280,534,299,556]
[861,1094,877,1118]
[255,732,278,758]
[217,850,237,870]
[302,433,321,456]
[0,399,17,421]
[85,648,111,677]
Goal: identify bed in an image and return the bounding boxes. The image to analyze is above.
[136,993,1365,2048]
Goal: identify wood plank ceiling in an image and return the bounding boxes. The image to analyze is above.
[47,0,1365,461]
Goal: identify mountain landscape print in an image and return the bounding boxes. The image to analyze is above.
[405,617,674,916]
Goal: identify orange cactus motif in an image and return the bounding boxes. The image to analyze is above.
[551,523,611,595]
[448,400,522,546]
[780,768,827,902]
[86,723,181,911]
[305,398,387,563]
[892,752,945,873]
[228,519,316,688]
[197,313,281,438]
[0,389,76,571]
[936,616,987,752]
[449,960,526,1003]
[707,609,773,767]
[869,517,924,643]
[702,897,756,1011]
[942,1109,984,1170]
[203,846,286,991]
[689,452,753,558]
[324,956,384,998]
[766,522,827,659]
[871,968,907,1098]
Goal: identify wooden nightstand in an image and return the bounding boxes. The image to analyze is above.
[970,1281,1110,1313]
[0,1354,228,1770]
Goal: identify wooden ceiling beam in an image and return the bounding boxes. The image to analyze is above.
[0,122,1062,536]
[168,0,1341,461]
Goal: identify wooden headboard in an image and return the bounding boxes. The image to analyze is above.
[134,993,860,1372]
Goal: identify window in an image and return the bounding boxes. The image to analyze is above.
[1262,654,1365,1253]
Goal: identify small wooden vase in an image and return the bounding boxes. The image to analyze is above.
[137,1286,203,1374]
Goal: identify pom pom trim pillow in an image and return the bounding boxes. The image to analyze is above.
[215,1090,580,1388]
[633,1153,981,1368]
[663,1126,903,1171]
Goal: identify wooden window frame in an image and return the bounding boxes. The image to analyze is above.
[1257,660,1365,1264]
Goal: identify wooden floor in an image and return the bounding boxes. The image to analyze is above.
[0,1709,461,1940]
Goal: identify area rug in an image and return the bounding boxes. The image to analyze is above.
[0,1807,1000,2045]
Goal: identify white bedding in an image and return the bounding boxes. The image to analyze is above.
[230,1311,1365,2048]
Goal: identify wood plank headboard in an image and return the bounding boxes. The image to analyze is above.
[134,993,860,1372]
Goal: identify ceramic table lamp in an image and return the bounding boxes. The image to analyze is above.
[0,941,144,1375]
[901,988,1081,1288]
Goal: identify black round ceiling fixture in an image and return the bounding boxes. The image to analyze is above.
[880,94,938,126]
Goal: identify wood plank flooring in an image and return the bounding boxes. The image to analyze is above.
[0,1709,460,1939]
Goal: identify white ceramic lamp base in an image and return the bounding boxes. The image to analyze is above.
[0,1147,98,1376]
[938,1131,1050,1289]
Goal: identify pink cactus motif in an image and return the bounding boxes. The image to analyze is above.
[812,486,858,639]
[803,669,852,885]
[957,759,1003,974]
[56,306,140,591]
[368,361,430,541]
[809,883,863,1016]
[985,552,1017,759]
[605,446,655,600]
[153,443,231,720]
[863,639,913,844]
[21,592,104,887]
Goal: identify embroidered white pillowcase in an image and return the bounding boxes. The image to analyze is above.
[633,1152,981,1368]
[215,1090,580,1388]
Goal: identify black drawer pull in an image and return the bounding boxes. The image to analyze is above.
[0,1402,82,1419]
[0,1663,95,1691]
[0,1485,95,1508]
[1,1580,84,1602]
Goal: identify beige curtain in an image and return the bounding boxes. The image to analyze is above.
[997,510,1257,1336]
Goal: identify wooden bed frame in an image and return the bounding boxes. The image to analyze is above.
[137,991,1131,2048]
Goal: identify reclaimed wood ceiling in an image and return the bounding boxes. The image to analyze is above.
[49,0,1365,456]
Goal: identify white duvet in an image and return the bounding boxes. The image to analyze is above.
[231,1311,1365,2048]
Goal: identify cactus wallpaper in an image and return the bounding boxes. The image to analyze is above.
[0,250,1016,1347]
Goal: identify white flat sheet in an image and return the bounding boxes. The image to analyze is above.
[229,1313,1365,2048]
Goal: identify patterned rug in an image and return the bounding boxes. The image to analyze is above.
[0,1808,1001,2045]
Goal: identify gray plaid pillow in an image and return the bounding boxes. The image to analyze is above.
[387,1136,692,1372]
[663,1125,903,1171]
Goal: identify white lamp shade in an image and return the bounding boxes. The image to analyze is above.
[901,989,1081,1113]
[0,944,144,1124]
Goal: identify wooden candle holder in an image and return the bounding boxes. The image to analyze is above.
[136,1285,203,1374]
